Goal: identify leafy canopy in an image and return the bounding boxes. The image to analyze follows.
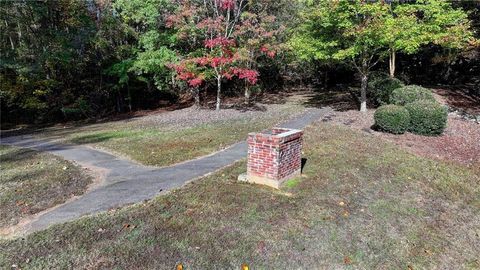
[381,0,474,54]
[290,0,474,63]
[114,0,177,90]
[290,0,389,66]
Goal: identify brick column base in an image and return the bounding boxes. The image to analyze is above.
[239,128,303,189]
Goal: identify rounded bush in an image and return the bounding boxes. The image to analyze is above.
[374,105,411,134]
[405,101,448,135]
[390,85,435,106]
[369,76,404,106]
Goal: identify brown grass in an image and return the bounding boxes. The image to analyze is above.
[4,103,304,167]
[1,124,478,269]
[0,145,92,228]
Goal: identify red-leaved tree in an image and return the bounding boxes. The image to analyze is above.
[234,11,283,104]
[167,0,281,110]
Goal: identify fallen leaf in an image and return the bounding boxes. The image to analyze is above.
[344,256,352,265]
[121,223,136,230]
[185,208,195,216]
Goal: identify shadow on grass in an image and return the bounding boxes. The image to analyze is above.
[0,147,37,164]
[0,101,194,138]
[69,131,132,144]
[302,86,359,111]
[1,167,50,185]
[237,104,268,112]
[301,158,308,173]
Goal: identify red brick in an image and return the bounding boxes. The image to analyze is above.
[247,128,303,183]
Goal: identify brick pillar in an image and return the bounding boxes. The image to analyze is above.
[245,128,303,189]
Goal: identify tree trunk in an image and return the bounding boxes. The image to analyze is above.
[360,73,368,112]
[389,49,396,78]
[5,20,14,50]
[216,75,222,111]
[9,36,14,50]
[193,87,200,108]
[116,92,122,113]
[324,69,329,89]
[203,86,208,107]
[127,82,132,112]
[244,82,250,105]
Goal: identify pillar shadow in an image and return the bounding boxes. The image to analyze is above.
[301,158,308,173]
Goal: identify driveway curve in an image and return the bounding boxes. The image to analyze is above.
[1,107,332,235]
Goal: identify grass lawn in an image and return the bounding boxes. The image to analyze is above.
[24,104,303,167]
[0,146,91,229]
[68,116,295,167]
[1,123,479,269]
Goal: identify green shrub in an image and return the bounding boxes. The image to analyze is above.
[374,105,411,134]
[390,85,435,106]
[405,101,448,135]
[368,75,404,106]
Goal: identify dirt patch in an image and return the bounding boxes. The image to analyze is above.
[301,87,358,111]
[431,87,480,116]
[0,93,294,137]
[130,103,302,131]
[0,146,94,232]
[328,110,480,168]
[0,161,107,239]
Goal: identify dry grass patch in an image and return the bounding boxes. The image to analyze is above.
[68,116,294,167]
[0,145,91,228]
[9,104,304,167]
[1,124,478,269]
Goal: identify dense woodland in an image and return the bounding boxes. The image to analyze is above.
[1,0,479,126]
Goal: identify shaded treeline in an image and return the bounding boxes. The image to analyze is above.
[1,0,179,125]
[0,0,478,126]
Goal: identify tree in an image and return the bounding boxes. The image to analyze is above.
[382,0,474,77]
[234,11,283,104]
[92,0,139,113]
[169,36,259,109]
[168,0,283,110]
[0,0,100,121]
[167,0,250,110]
[113,0,177,91]
[290,0,390,112]
[382,3,423,78]
[105,59,134,112]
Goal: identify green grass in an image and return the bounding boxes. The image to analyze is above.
[22,104,304,167]
[67,114,299,167]
[1,124,479,269]
[0,146,91,228]
[283,177,301,189]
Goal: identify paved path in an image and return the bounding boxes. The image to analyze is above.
[1,107,331,234]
